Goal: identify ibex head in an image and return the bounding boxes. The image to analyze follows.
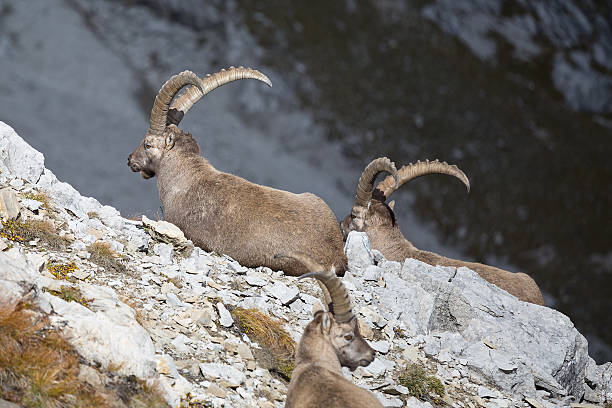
[275,253,375,371]
[128,67,271,179]
[341,159,470,240]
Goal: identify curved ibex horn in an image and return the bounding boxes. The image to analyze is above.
[375,159,470,200]
[274,253,354,323]
[349,157,398,228]
[168,66,272,125]
[149,71,206,136]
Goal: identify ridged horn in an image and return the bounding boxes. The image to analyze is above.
[275,253,354,323]
[375,159,470,200]
[350,157,398,227]
[168,66,272,125]
[149,71,205,136]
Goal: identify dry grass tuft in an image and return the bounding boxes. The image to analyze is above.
[88,242,127,274]
[87,211,100,220]
[0,302,170,408]
[397,363,445,404]
[105,375,168,408]
[231,307,296,380]
[0,302,106,407]
[120,297,146,327]
[22,192,51,209]
[1,219,71,250]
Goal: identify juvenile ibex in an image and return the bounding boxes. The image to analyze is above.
[276,254,382,408]
[341,159,545,305]
[127,68,397,276]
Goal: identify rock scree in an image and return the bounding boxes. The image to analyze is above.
[0,120,610,407]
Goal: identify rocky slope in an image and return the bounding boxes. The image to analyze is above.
[0,120,610,408]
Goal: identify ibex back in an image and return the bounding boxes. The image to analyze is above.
[127,68,348,276]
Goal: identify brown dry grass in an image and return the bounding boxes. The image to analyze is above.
[0,302,105,407]
[87,242,127,274]
[0,219,71,250]
[120,297,146,327]
[0,302,169,408]
[231,307,296,380]
[22,192,51,210]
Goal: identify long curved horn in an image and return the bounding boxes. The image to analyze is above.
[349,157,398,228]
[167,66,272,125]
[149,71,205,136]
[275,253,354,323]
[375,159,470,200]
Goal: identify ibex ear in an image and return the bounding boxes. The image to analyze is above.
[320,312,332,333]
[165,132,175,150]
[388,200,395,211]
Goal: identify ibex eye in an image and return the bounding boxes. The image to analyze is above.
[344,334,353,341]
[144,143,152,150]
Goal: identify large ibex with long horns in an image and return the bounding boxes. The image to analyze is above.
[341,159,545,305]
[275,253,382,408]
[127,67,398,276]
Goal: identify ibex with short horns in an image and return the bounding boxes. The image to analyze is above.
[341,159,545,305]
[275,253,382,408]
[128,67,391,276]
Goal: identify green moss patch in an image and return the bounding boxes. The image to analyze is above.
[43,285,91,307]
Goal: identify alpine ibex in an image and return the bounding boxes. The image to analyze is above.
[276,254,382,408]
[341,159,545,305]
[127,68,397,276]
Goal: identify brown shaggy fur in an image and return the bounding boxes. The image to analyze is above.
[128,125,347,276]
[286,310,381,408]
[341,200,545,305]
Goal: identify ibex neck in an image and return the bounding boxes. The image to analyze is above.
[156,152,215,201]
[295,334,343,375]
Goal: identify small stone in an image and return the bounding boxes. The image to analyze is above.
[359,320,375,339]
[0,399,21,408]
[362,358,387,377]
[199,363,245,387]
[9,178,23,189]
[237,343,254,361]
[0,188,21,219]
[370,340,391,354]
[72,269,91,280]
[78,364,102,387]
[142,215,185,241]
[216,303,233,327]
[477,385,500,399]
[207,383,227,398]
[363,265,383,281]
[245,274,267,287]
[21,198,42,211]
[166,293,186,307]
[265,281,299,305]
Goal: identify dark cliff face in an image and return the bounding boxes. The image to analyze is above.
[0,0,610,361]
[231,0,612,362]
